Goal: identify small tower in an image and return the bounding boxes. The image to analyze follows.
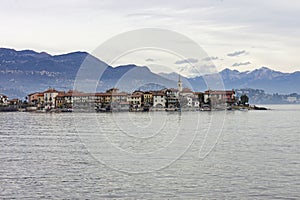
[178,74,183,92]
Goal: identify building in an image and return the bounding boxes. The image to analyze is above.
[108,90,129,111]
[69,91,96,110]
[287,96,297,103]
[143,92,153,106]
[95,89,128,110]
[204,90,236,106]
[8,98,21,106]
[187,97,200,108]
[194,92,204,107]
[165,88,179,108]
[44,88,60,109]
[25,86,240,111]
[153,92,166,108]
[111,92,128,104]
[55,91,73,108]
[28,92,44,106]
[127,93,143,108]
[0,94,8,105]
[181,88,194,96]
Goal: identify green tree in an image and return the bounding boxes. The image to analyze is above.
[240,94,249,106]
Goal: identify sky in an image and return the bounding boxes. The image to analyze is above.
[1,0,300,76]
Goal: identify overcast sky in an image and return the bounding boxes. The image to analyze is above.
[1,0,300,74]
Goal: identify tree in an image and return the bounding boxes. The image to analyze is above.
[240,94,249,106]
[207,97,211,107]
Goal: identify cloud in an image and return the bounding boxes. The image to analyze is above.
[202,56,219,61]
[145,58,155,62]
[227,50,246,57]
[175,58,198,64]
[232,61,251,67]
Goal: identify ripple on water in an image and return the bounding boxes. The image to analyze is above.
[0,108,299,199]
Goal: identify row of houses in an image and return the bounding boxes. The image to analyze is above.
[0,94,22,111]
[0,94,21,106]
[27,87,236,111]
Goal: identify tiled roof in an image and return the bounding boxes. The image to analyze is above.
[182,88,193,93]
[167,88,179,92]
[153,92,165,96]
[9,98,19,102]
[204,90,235,95]
[129,94,142,98]
[28,92,44,97]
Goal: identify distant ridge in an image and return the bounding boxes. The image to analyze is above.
[219,67,300,94]
[0,48,176,98]
[0,47,299,98]
[160,67,300,94]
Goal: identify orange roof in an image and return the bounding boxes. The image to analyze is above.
[182,88,193,93]
[129,94,142,98]
[9,98,19,102]
[153,92,165,96]
[28,92,44,97]
[95,92,128,97]
[167,88,179,92]
[205,90,235,95]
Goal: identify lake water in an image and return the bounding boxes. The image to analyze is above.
[0,105,299,199]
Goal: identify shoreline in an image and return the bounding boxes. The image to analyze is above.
[0,105,269,113]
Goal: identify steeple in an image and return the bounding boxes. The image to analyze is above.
[178,74,182,92]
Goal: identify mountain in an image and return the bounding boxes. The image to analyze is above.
[219,67,300,94]
[0,48,90,98]
[0,47,299,98]
[0,48,176,98]
[160,67,300,94]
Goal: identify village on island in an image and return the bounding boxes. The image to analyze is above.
[1,76,265,112]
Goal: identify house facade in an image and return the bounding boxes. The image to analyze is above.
[204,90,236,106]
[153,92,166,108]
[127,94,142,108]
[143,92,153,106]
[0,94,8,105]
[165,88,179,108]
[25,87,237,111]
[28,92,44,106]
[44,88,60,109]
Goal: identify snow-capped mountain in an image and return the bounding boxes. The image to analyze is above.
[0,47,299,98]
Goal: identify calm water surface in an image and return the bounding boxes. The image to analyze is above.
[0,105,299,199]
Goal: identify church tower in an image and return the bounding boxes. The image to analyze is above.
[178,74,183,92]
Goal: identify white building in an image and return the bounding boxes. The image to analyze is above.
[43,88,59,108]
[0,94,8,105]
[153,92,166,108]
[287,96,297,103]
[181,96,200,108]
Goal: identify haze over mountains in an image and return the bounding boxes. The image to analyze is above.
[0,48,299,99]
